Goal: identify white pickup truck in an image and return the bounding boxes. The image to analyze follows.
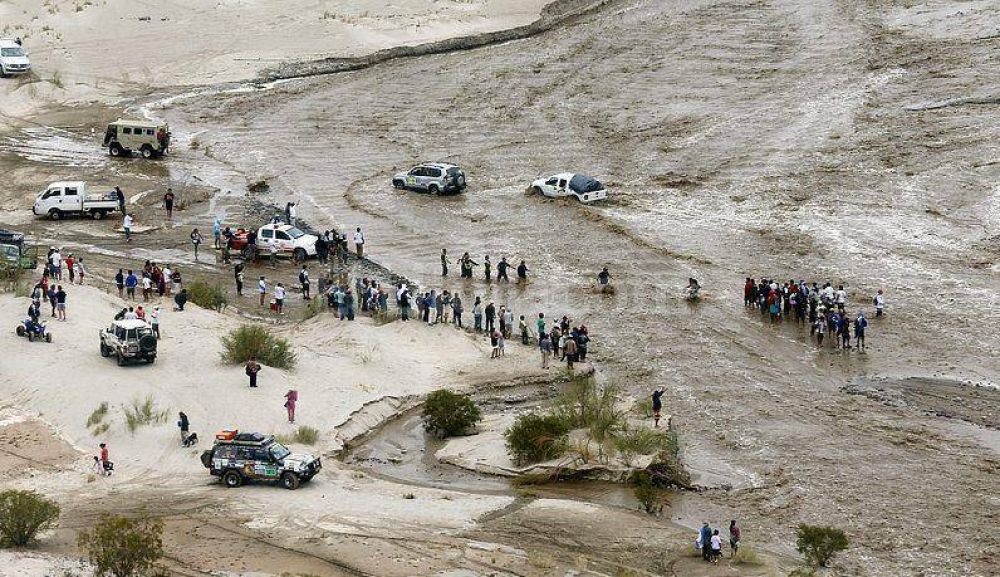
[530,173,608,204]
[32,181,119,221]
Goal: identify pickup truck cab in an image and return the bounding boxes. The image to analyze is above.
[0,39,30,76]
[33,181,119,221]
[530,173,608,204]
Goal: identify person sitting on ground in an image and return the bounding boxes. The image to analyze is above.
[685,277,700,299]
[174,288,188,311]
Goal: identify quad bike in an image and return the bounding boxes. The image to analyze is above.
[15,318,52,342]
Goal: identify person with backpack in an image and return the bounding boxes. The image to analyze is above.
[299,265,310,300]
[245,357,261,388]
[873,289,885,317]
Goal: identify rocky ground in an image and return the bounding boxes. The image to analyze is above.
[0,0,997,576]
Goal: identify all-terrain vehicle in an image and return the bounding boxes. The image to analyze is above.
[392,163,467,195]
[102,119,171,159]
[99,319,157,365]
[201,430,321,490]
[15,318,51,342]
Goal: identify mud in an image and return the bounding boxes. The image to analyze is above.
[1,0,998,575]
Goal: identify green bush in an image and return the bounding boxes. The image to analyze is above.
[614,427,668,467]
[0,490,60,546]
[186,280,228,312]
[301,297,324,320]
[505,413,571,465]
[646,430,691,488]
[78,514,164,577]
[629,470,663,515]
[220,324,296,369]
[796,524,849,567]
[422,389,481,438]
[87,402,109,427]
[553,378,625,442]
[123,396,169,434]
[278,426,319,446]
[732,546,765,566]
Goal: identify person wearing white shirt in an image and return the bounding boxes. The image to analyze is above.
[835,284,847,313]
[274,283,286,314]
[162,267,172,295]
[142,275,152,302]
[873,289,885,317]
[123,214,134,242]
[354,227,365,259]
[258,276,267,308]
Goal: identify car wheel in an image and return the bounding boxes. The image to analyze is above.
[100,343,110,357]
[116,352,127,366]
[428,184,440,195]
[27,331,33,342]
[281,472,300,490]
[223,470,243,488]
[533,186,543,196]
[293,248,307,263]
[109,143,124,157]
[15,326,25,337]
[147,356,155,364]
[92,210,105,220]
[140,145,154,159]
[45,333,52,343]
[48,209,62,221]
[392,180,404,189]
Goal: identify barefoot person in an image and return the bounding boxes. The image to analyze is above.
[651,388,664,427]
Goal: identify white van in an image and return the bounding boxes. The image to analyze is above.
[0,39,31,76]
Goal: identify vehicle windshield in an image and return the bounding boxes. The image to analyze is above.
[286,228,305,239]
[1,47,25,57]
[269,443,291,461]
[1,245,18,258]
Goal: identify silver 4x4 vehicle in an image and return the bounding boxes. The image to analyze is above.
[392,162,467,195]
[99,319,157,365]
[200,431,321,490]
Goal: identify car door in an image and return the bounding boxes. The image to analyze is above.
[543,177,559,196]
[39,186,62,211]
[274,230,292,254]
[425,167,442,189]
[63,185,80,210]
[253,447,280,480]
[260,228,275,252]
[406,167,424,190]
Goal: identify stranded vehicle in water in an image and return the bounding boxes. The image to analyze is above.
[103,119,171,159]
[530,173,608,204]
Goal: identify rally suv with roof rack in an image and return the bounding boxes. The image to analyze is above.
[392,162,467,195]
[201,431,321,490]
[100,319,157,365]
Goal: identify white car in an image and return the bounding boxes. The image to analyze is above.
[256,223,318,261]
[530,173,608,204]
[0,39,31,76]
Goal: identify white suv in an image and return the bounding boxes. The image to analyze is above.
[392,163,467,195]
[0,39,31,76]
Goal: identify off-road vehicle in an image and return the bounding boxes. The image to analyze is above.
[201,431,321,490]
[529,173,608,204]
[102,119,171,159]
[99,319,157,365]
[392,163,467,195]
[0,39,30,76]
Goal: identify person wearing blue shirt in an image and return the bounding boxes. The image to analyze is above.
[125,270,138,299]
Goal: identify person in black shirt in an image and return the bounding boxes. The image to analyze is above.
[652,388,665,428]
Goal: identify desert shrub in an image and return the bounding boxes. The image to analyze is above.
[0,490,60,546]
[614,427,668,467]
[505,413,571,465]
[123,396,169,434]
[185,280,227,312]
[787,569,816,577]
[372,309,398,326]
[629,471,664,515]
[278,426,319,446]
[220,324,296,369]
[646,430,692,488]
[732,546,764,566]
[422,389,481,438]
[553,378,625,441]
[78,514,164,577]
[796,524,849,567]
[87,402,109,427]
[301,296,324,320]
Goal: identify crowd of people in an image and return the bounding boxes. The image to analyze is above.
[697,520,741,563]
[743,277,881,351]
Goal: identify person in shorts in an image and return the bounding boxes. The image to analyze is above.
[651,388,664,427]
[729,520,741,558]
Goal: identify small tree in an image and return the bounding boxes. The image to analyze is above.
[422,389,481,438]
[0,490,60,547]
[796,524,849,567]
[505,413,571,464]
[629,470,663,515]
[220,324,296,369]
[78,514,164,577]
[185,280,228,312]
